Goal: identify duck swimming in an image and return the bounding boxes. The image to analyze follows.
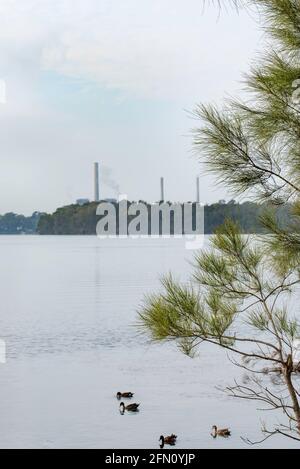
[159,434,177,448]
[119,402,140,413]
[116,392,134,400]
[211,426,231,438]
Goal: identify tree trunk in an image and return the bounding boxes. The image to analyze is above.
[284,357,300,433]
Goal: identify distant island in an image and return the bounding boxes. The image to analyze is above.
[0,200,290,235]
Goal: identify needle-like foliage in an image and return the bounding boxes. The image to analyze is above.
[138,0,300,444]
[194,1,300,206]
[138,221,300,442]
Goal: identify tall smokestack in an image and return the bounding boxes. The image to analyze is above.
[160,177,165,202]
[94,162,100,202]
[196,177,200,203]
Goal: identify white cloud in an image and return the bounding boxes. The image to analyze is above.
[0,0,261,101]
[41,1,261,100]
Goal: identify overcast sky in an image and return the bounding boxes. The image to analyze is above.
[0,0,263,215]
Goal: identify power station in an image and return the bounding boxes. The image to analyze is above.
[76,164,201,205]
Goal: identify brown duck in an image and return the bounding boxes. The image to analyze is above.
[119,402,140,413]
[159,434,177,448]
[211,426,231,438]
[116,392,134,400]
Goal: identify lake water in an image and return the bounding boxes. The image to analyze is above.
[0,235,299,449]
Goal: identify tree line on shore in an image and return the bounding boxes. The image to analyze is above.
[0,212,41,234]
[35,200,290,235]
[0,200,292,235]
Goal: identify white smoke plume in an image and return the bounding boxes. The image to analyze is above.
[100,165,120,196]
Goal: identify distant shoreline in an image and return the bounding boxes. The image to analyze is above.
[0,200,290,235]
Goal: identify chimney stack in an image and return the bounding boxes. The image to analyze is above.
[160,177,165,202]
[196,177,200,203]
[94,162,100,202]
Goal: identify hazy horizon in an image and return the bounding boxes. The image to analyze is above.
[0,1,263,215]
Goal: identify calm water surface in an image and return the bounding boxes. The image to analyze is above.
[0,236,299,449]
